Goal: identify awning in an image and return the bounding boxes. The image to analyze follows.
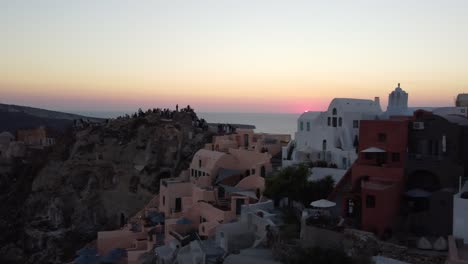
[176,217,194,225]
[361,147,386,153]
[405,188,432,198]
[218,184,242,193]
[310,199,336,208]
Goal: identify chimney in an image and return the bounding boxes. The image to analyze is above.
[374,97,380,105]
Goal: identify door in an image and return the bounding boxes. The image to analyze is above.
[175,198,182,212]
[244,134,249,148]
[236,199,245,215]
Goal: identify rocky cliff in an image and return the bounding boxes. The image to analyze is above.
[0,110,212,263]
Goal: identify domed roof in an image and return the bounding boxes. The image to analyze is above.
[395,83,403,92]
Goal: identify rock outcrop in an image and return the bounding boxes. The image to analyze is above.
[0,110,212,263]
[344,229,446,264]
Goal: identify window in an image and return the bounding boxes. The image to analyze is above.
[332,108,337,115]
[198,170,202,177]
[162,196,165,206]
[338,117,342,127]
[392,153,400,162]
[366,195,376,208]
[199,159,202,168]
[260,166,266,177]
[251,169,256,175]
[300,121,304,131]
[191,169,194,176]
[332,117,337,127]
[353,120,359,128]
[378,133,387,142]
[245,169,250,176]
[202,171,206,176]
[364,153,372,160]
[327,117,331,126]
[322,140,327,151]
[175,198,182,212]
[306,122,310,131]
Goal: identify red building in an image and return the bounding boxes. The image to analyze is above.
[331,118,410,236]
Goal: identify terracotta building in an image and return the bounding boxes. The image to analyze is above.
[331,118,410,236]
[332,110,468,237]
[16,126,55,147]
[96,128,290,263]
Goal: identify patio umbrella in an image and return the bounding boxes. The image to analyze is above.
[310,199,336,208]
[405,188,432,198]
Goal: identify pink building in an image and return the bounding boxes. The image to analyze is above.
[96,129,290,263]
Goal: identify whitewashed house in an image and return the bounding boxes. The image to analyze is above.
[453,181,468,244]
[282,83,425,170]
[284,97,382,169]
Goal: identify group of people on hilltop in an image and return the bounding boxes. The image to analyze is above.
[113,105,209,131]
[115,104,195,120]
[193,118,208,131]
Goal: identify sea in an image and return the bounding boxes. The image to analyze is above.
[72,111,309,138]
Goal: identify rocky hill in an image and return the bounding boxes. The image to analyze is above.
[0,109,212,263]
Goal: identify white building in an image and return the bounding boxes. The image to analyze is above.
[215,200,281,253]
[283,83,468,170]
[386,83,409,116]
[284,97,382,169]
[456,94,468,107]
[453,181,468,244]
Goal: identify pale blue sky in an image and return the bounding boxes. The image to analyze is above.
[1,0,467,112]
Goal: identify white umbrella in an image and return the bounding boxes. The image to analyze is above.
[405,188,432,198]
[361,147,386,153]
[310,199,336,208]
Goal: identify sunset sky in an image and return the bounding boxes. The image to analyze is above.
[1,0,468,113]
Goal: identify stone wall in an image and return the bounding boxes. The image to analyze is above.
[344,229,446,264]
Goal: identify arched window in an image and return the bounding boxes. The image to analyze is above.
[332,108,337,115]
[338,117,342,127]
[260,166,266,177]
[322,140,327,151]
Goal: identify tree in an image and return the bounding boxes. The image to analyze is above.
[138,108,145,117]
[264,164,335,206]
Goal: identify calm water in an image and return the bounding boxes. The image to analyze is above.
[73,111,305,138]
[199,112,300,137]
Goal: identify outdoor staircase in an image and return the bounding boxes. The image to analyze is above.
[217,198,229,209]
